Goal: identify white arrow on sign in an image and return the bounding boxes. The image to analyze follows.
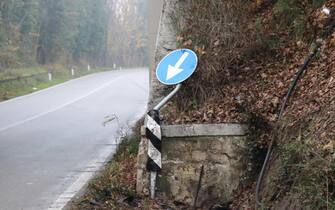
[166,52,189,80]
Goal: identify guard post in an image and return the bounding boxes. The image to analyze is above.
[146,49,198,199]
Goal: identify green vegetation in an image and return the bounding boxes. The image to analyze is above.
[270,134,335,209]
[258,106,335,209]
[273,0,327,40]
[0,0,149,101]
[0,0,110,69]
[0,66,107,101]
[0,0,111,100]
[0,0,149,70]
[0,66,46,80]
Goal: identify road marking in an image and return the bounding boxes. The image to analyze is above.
[46,144,116,210]
[0,68,148,209]
[166,52,189,80]
[0,76,123,133]
[47,111,146,210]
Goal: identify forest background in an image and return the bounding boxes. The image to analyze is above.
[0,0,148,73]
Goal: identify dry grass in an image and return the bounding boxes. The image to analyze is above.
[169,0,252,108]
[267,106,335,209]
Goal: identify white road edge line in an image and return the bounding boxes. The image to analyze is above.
[47,110,147,210]
[47,146,115,210]
[0,76,123,133]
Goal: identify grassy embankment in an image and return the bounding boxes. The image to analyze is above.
[0,66,108,101]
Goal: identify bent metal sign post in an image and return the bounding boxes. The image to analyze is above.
[146,49,198,199]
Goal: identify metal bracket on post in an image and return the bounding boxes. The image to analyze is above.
[146,84,182,199]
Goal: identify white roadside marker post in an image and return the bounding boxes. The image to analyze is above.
[48,72,52,81]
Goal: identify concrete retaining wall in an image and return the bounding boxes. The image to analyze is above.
[137,124,248,208]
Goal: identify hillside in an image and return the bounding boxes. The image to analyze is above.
[161,0,335,209]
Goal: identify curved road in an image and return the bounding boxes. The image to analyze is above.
[0,69,149,210]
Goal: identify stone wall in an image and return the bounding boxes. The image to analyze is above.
[137,124,248,208]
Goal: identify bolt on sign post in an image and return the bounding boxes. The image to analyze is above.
[146,49,198,199]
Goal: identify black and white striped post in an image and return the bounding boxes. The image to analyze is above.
[146,109,162,199]
[146,84,182,199]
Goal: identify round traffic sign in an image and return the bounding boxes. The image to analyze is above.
[156,49,198,85]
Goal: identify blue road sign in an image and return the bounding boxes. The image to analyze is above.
[156,49,198,85]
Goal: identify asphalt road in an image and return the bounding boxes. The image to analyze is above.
[0,69,149,210]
